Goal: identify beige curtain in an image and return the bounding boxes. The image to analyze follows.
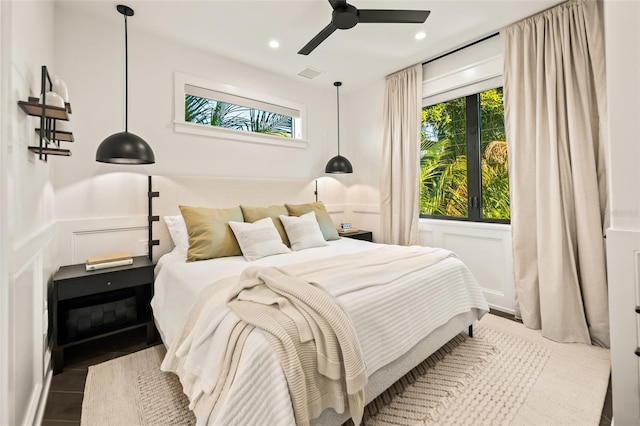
[380,64,422,245]
[503,0,609,347]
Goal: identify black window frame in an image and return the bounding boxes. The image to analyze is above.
[420,92,510,225]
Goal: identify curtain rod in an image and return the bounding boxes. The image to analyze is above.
[422,32,500,65]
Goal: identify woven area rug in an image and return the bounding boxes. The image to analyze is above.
[81,314,610,425]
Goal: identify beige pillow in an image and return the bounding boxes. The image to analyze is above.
[240,205,290,247]
[179,205,243,262]
[285,201,339,241]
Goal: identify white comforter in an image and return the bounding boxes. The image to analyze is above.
[152,239,489,425]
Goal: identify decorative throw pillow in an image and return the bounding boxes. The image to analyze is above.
[179,205,244,262]
[163,215,189,255]
[285,201,339,241]
[228,217,291,261]
[240,205,290,247]
[280,211,328,251]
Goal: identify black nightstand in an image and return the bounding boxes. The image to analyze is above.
[50,256,156,374]
[339,230,373,242]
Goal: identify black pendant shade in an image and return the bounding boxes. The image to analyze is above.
[325,154,353,174]
[325,81,352,174]
[96,131,155,164]
[96,5,155,164]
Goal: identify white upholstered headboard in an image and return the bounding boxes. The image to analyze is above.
[149,176,316,262]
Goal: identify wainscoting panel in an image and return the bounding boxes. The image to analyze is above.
[421,230,436,246]
[72,227,147,265]
[12,260,37,426]
[419,219,515,313]
[9,222,56,426]
[346,204,381,243]
[57,216,149,266]
[606,229,640,424]
[442,233,506,296]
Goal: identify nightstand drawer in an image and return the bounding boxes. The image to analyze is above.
[57,267,153,301]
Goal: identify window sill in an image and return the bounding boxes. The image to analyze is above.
[419,217,511,231]
[174,121,309,149]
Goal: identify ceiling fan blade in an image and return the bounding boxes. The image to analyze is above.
[298,22,337,55]
[328,0,347,9]
[358,9,431,24]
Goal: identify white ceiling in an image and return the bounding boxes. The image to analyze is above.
[57,0,563,93]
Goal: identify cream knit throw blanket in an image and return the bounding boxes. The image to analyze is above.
[162,266,367,426]
[161,278,254,425]
[228,267,367,425]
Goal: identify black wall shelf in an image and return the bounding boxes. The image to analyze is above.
[28,146,71,156]
[18,66,74,161]
[34,128,74,142]
[18,99,70,121]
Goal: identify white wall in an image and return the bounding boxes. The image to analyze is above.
[0,4,8,424]
[603,0,640,423]
[344,36,515,312]
[1,1,58,425]
[53,6,343,264]
[343,78,385,238]
[604,2,640,234]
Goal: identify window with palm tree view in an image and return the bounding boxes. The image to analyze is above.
[185,94,295,138]
[420,87,510,222]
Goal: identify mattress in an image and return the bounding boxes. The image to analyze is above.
[152,238,489,425]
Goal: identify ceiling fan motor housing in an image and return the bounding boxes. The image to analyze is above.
[333,4,359,29]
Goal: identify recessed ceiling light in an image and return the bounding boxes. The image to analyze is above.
[269,40,280,49]
[415,32,426,40]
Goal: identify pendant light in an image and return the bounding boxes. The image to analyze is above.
[96,5,155,164]
[325,81,353,174]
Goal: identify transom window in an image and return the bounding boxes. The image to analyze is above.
[185,85,295,138]
[174,73,307,148]
[420,87,510,222]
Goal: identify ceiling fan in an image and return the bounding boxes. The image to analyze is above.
[298,0,431,55]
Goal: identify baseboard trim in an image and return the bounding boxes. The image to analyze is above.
[33,368,52,426]
[488,304,516,316]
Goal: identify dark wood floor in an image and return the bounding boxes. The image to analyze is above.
[42,327,159,425]
[42,311,612,425]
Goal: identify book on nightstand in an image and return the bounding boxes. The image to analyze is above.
[86,252,133,271]
[337,228,360,235]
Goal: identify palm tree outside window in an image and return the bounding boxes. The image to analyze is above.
[185,94,294,138]
[420,87,510,222]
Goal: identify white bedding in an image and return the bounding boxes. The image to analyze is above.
[153,238,381,346]
[152,238,489,425]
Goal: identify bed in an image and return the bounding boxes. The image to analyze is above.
[148,176,489,425]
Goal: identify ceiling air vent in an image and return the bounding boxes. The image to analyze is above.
[298,67,323,79]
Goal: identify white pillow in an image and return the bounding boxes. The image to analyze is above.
[164,215,189,255]
[228,217,291,261]
[279,211,328,251]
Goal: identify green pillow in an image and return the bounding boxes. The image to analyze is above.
[240,205,290,247]
[179,205,243,262]
[285,201,339,241]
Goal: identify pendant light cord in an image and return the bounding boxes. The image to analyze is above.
[124,13,128,132]
[336,83,340,155]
